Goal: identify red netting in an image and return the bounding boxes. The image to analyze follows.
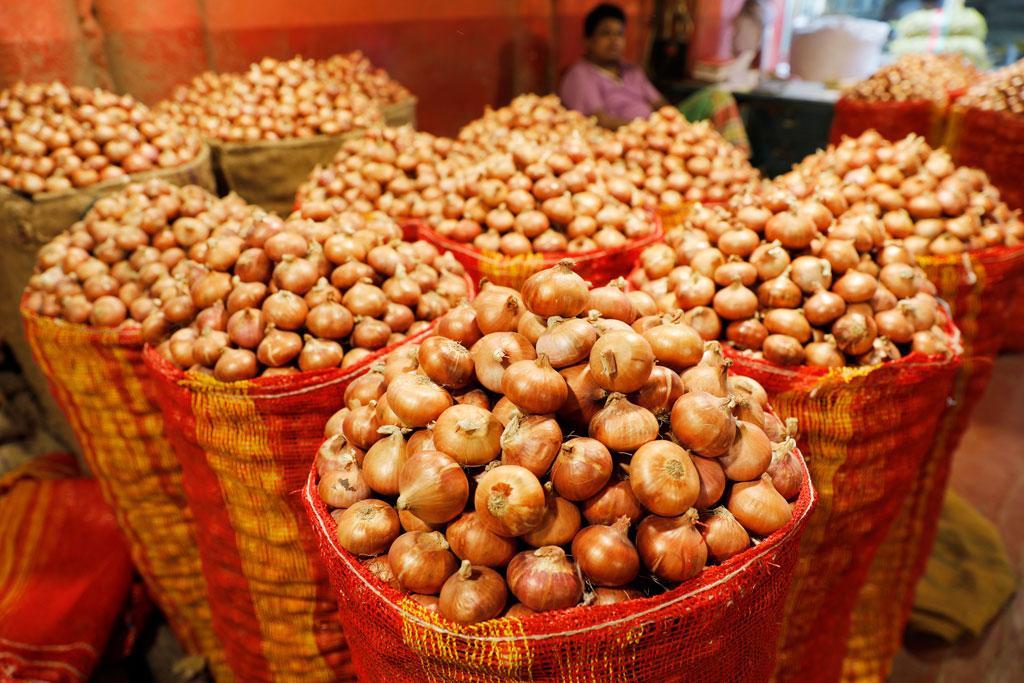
[841,244,1024,682]
[720,311,963,683]
[946,107,1024,211]
[829,98,945,147]
[304,443,816,683]
[142,322,442,683]
[414,215,663,290]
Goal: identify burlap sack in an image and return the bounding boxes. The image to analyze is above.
[0,147,215,452]
[381,97,417,128]
[210,131,363,216]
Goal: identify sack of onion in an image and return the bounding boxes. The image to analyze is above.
[304,260,815,682]
[828,55,978,146]
[18,180,260,681]
[631,171,967,682]
[0,82,215,446]
[778,130,1024,680]
[141,211,471,681]
[156,55,384,215]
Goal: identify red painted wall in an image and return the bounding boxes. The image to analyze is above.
[0,1,650,136]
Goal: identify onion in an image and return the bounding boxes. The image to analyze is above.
[506,547,584,612]
[472,282,524,334]
[631,365,684,418]
[500,413,562,477]
[397,450,469,524]
[418,337,474,389]
[439,560,508,624]
[318,462,371,509]
[470,332,536,392]
[586,279,636,323]
[727,474,792,537]
[670,391,736,457]
[629,441,700,516]
[520,260,589,318]
[642,320,703,372]
[387,374,453,427]
[446,512,518,568]
[521,487,581,547]
[437,303,483,347]
[701,507,751,563]
[558,364,608,429]
[334,499,401,556]
[589,330,655,394]
[572,516,639,587]
[433,404,502,466]
[388,530,459,594]
[361,426,407,496]
[535,318,597,369]
[474,465,546,537]
[551,437,613,501]
[582,475,644,525]
[636,509,707,582]
[589,393,659,453]
[502,355,568,414]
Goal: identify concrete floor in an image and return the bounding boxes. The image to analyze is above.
[891,354,1024,683]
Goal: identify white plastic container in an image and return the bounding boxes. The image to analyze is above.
[790,16,890,83]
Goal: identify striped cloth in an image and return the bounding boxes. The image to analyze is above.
[677,87,750,154]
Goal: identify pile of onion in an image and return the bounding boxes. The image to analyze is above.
[612,107,759,209]
[840,54,978,104]
[957,58,1024,114]
[148,211,471,381]
[318,259,803,626]
[780,130,1023,254]
[630,177,956,366]
[156,56,383,143]
[23,180,258,330]
[456,94,605,156]
[318,51,412,106]
[295,126,474,220]
[0,82,203,195]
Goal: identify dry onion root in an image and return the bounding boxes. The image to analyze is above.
[320,259,803,625]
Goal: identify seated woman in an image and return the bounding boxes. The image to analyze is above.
[560,3,749,153]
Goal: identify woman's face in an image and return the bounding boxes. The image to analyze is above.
[586,18,625,64]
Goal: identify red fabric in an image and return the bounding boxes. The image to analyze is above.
[0,453,134,683]
[304,447,817,682]
[829,98,944,147]
[948,107,1024,211]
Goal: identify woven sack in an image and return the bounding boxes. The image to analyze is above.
[945,106,1024,352]
[0,147,215,451]
[840,244,1024,682]
[209,131,364,216]
[303,444,816,683]
[20,308,229,681]
[721,311,962,683]
[416,215,663,290]
[829,98,945,147]
[382,97,418,128]
[141,270,470,682]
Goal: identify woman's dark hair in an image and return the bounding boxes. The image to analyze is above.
[584,3,626,37]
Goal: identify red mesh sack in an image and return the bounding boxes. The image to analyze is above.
[840,245,1024,682]
[303,452,816,682]
[0,453,133,683]
[141,282,468,683]
[829,98,945,147]
[415,215,663,290]
[20,307,229,680]
[720,312,962,683]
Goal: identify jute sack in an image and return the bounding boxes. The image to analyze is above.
[382,97,417,128]
[0,147,215,451]
[210,131,364,216]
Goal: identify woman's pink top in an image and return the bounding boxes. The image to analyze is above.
[559,60,662,121]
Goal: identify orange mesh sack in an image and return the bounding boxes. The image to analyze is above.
[416,216,663,290]
[20,308,228,680]
[841,245,1024,682]
[304,452,817,682]
[720,320,962,683]
[142,324,442,683]
[829,98,945,147]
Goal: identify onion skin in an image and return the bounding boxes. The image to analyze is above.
[629,441,700,517]
[572,517,640,587]
[589,393,660,453]
[520,260,589,318]
[670,392,736,458]
[445,512,518,569]
[506,546,584,612]
[636,509,708,582]
[432,404,502,467]
[718,421,772,481]
[334,499,401,557]
[589,331,655,394]
[701,508,751,563]
[397,450,469,524]
[728,474,792,537]
[439,561,508,625]
[583,476,644,525]
[551,437,613,501]
[474,465,546,537]
[500,413,562,477]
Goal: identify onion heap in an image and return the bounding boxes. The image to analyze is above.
[318,259,803,625]
[295,126,474,219]
[157,56,383,143]
[613,107,759,209]
[840,54,978,104]
[780,130,1023,254]
[631,168,959,366]
[147,211,470,381]
[318,51,412,106]
[457,94,605,155]
[958,58,1024,114]
[23,180,257,329]
[0,82,203,195]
